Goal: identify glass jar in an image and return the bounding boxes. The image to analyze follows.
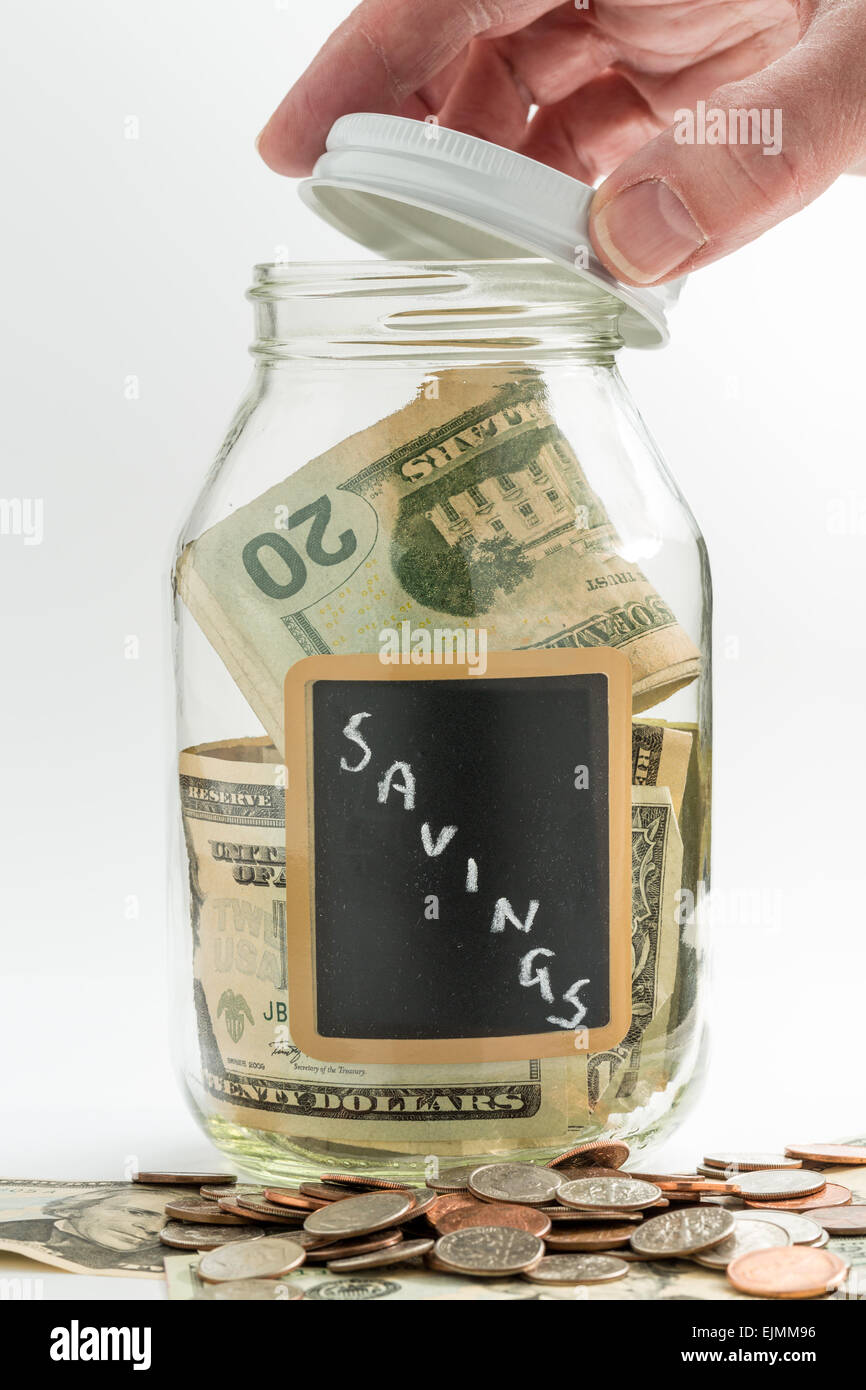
[170,259,711,1183]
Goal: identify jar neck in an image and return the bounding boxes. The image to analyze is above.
[247,261,625,366]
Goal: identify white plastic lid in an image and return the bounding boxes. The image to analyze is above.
[299,113,683,348]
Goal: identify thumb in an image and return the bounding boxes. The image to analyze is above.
[589,6,866,286]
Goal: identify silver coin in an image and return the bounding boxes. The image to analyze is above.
[536,1206,643,1223]
[206,1279,304,1300]
[524,1253,628,1285]
[734,1169,826,1199]
[693,1218,789,1269]
[326,1238,435,1272]
[198,1234,306,1283]
[159,1222,267,1250]
[434,1226,545,1277]
[557,1177,662,1211]
[703,1152,802,1173]
[200,1184,265,1202]
[303,1189,414,1239]
[630,1206,735,1257]
[426,1165,484,1193]
[468,1163,563,1207]
[734,1209,827,1246]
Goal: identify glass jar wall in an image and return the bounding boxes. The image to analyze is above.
[170,261,711,1183]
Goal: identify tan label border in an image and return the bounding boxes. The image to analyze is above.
[285,649,632,1062]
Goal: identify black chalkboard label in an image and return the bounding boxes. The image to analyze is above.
[285,650,631,1063]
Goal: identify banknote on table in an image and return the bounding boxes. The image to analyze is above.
[180,737,583,1154]
[0,1180,198,1278]
[588,786,683,1111]
[176,373,701,758]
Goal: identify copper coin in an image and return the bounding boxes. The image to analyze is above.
[656,1180,739,1196]
[546,1141,629,1171]
[326,1238,434,1273]
[426,1193,477,1226]
[626,1172,704,1184]
[235,1196,313,1222]
[163,1196,251,1225]
[159,1222,268,1250]
[436,1202,551,1238]
[545,1223,635,1252]
[744,1183,851,1212]
[304,1229,404,1263]
[299,1182,353,1202]
[134,1171,237,1185]
[806,1206,866,1234]
[320,1173,415,1192]
[703,1153,802,1173]
[553,1166,630,1182]
[263,1188,326,1211]
[727,1246,849,1299]
[218,1198,302,1224]
[734,1170,826,1201]
[784,1143,866,1167]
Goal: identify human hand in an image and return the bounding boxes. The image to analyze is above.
[257,0,866,285]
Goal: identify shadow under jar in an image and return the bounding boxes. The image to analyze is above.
[170,260,711,1184]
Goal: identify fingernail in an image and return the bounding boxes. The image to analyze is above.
[593,181,706,284]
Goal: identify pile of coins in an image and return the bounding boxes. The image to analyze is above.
[140,1140,866,1299]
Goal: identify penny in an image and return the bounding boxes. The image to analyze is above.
[303,1229,404,1262]
[320,1173,415,1192]
[551,1166,627,1182]
[743,1183,851,1212]
[235,1196,315,1222]
[218,1198,303,1224]
[326,1238,434,1272]
[200,1184,263,1202]
[630,1206,735,1257]
[545,1223,635,1252]
[206,1280,304,1301]
[163,1196,251,1225]
[557,1177,662,1211]
[425,1165,483,1194]
[425,1193,477,1226]
[726,1246,849,1299]
[658,1180,739,1196]
[434,1226,545,1277]
[468,1163,562,1207]
[134,1171,237,1185]
[784,1143,866,1167]
[735,1209,826,1245]
[703,1153,802,1173]
[805,1206,866,1235]
[299,1182,355,1202]
[303,1189,415,1239]
[546,1141,630,1171]
[159,1222,269,1250]
[627,1172,704,1185]
[734,1170,827,1200]
[435,1202,551,1238]
[198,1234,307,1283]
[524,1253,628,1285]
[262,1188,326,1211]
[536,1206,643,1224]
[692,1218,790,1270]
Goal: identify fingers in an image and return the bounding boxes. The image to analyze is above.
[521,71,664,181]
[257,0,563,176]
[589,6,866,285]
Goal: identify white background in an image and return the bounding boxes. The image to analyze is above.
[1,1,864,1296]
